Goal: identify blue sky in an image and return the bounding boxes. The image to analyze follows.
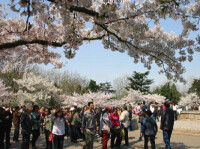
[1,1,200,91]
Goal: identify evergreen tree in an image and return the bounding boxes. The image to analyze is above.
[153,82,181,104]
[188,79,200,97]
[126,71,153,93]
[87,80,100,92]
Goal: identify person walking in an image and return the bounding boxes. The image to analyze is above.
[31,105,41,149]
[13,106,21,142]
[0,107,5,149]
[4,108,12,149]
[73,108,82,140]
[110,108,122,148]
[141,110,158,149]
[52,109,66,149]
[120,106,130,146]
[160,101,174,149]
[128,106,133,131]
[100,107,112,149]
[44,109,53,149]
[21,105,33,149]
[82,102,96,149]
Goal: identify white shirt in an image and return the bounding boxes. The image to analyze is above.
[120,110,130,128]
[52,117,65,135]
[100,113,112,132]
[173,105,177,111]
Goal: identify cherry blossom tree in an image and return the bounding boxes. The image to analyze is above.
[61,91,113,107]
[1,0,200,82]
[0,80,13,106]
[14,72,63,106]
[179,93,200,107]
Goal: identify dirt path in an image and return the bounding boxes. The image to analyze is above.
[10,128,200,149]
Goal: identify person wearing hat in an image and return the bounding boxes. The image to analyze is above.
[100,107,112,149]
[120,106,130,146]
[160,101,174,149]
[141,109,157,149]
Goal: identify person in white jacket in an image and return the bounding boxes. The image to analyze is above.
[100,107,112,149]
[120,106,130,146]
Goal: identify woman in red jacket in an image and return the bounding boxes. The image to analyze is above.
[109,108,122,148]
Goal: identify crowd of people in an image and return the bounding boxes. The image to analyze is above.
[0,101,175,149]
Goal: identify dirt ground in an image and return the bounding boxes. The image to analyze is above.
[10,128,200,149]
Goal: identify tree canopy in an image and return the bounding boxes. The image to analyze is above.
[153,82,181,104]
[188,79,200,97]
[1,0,200,82]
[126,71,153,93]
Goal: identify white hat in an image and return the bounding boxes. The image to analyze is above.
[70,107,75,111]
[74,103,78,106]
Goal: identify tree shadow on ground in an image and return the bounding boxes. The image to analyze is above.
[129,142,200,149]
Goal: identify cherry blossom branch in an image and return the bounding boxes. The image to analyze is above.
[0,36,105,50]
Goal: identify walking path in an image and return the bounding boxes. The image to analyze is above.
[10,129,200,149]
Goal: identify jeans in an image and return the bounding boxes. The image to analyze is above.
[163,130,172,149]
[53,135,64,149]
[13,124,20,141]
[111,129,122,148]
[83,129,95,149]
[32,129,40,147]
[124,128,128,145]
[21,133,30,149]
[144,135,155,149]
[102,130,110,149]
[44,130,52,149]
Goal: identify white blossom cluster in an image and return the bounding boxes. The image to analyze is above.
[0,0,200,82]
[61,89,165,107]
[61,91,114,107]
[14,72,62,105]
[179,93,200,107]
[0,80,13,106]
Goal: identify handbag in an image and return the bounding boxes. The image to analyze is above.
[113,126,121,134]
[48,132,53,142]
[119,129,125,137]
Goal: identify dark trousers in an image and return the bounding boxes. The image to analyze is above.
[70,125,77,142]
[13,124,20,141]
[53,135,64,149]
[0,128,5,149]
[144,135,155,149]
[124,128,128,145]
[21,133,30,149]
[111,130,122,148]
[32,129,40,147]
[173,111,177,120]
[44,130,52,149]
[163,130,172,149]
[102,130,110,149]
[5,127,11,148]
[129,120,133,131]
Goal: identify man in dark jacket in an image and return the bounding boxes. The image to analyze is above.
[4,108,12,149]
[21,105,33,149]
[0,107,5,149]
[160,101,174,149]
